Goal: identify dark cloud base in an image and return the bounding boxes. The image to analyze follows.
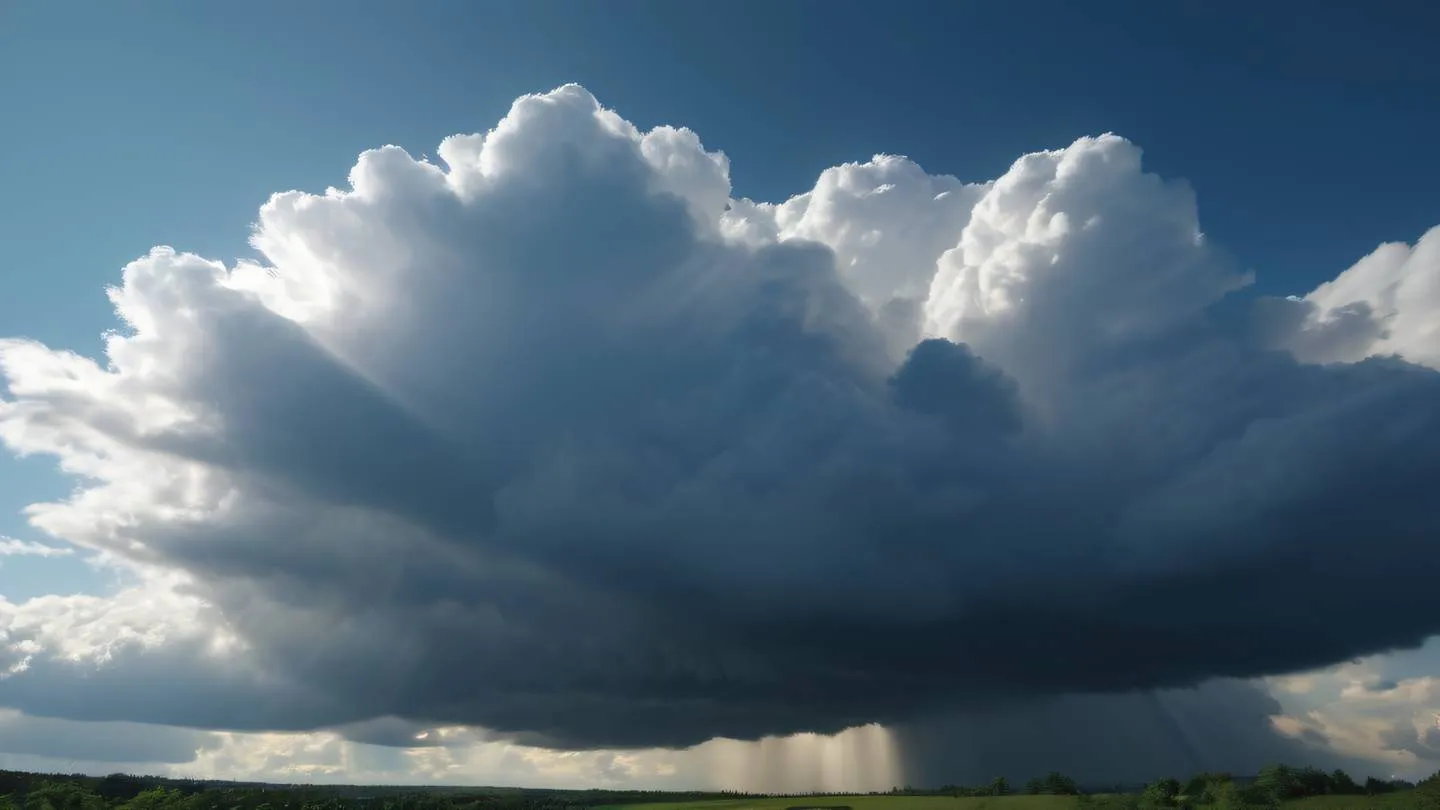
[893,681,1377,788]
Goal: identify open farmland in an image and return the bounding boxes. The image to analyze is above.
[596,796,1099,810]
[595,793,1435,810]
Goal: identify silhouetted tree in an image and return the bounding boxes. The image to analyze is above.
[1413,770,1440,810]
[1139,777,1180,808]
[1181,772,1232,805]
[1252,764,1300,800]
[1045,772,1080,795]
[1328,768,1360,795]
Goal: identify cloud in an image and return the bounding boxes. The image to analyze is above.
[2,84,1440,758]
[1258,227,1440,368]
[0,536,71,558]
[0,709,215,764]
[170,723,897,793]
[1263,640,1440,780]
[896,680,1375,788]
[0,715,901,792]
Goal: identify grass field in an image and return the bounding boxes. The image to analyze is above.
[596,793,1430,810]
[1282,794,1428,808]
[595,797,1090,810]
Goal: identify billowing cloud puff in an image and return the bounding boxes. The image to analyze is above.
[3,84,1440,755]
[1265,638,1440,781]
[1260,227,1440,368]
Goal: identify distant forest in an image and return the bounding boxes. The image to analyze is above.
[1,763,1438,810]
[0,770,759,810]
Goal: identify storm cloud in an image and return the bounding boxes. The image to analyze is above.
[2,85,1440,753]
[0,710,215,765]
[894,679,1373,788]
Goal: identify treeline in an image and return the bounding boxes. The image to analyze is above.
[0,772,782,810]
[569,790,771,804]
[3,764,1440,810]
[1081,765,1431,809]
[0,772,573,810]
[929,770,1083,797]
[927,763,1436,807]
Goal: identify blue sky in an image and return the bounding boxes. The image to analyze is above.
[3,0,1440,787]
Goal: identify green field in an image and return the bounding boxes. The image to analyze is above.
[596,793,1431,810]
[596,797,1091,810]
[1282,794,1429,809]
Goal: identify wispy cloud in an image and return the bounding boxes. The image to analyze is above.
[0,536,73,558]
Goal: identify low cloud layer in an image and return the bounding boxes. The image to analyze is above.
[0,710,214,765]
[3,85,1440,755]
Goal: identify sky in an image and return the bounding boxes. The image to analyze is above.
[2,0,1440,790]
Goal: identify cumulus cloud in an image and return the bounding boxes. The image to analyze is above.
[0,717,902,793]
[1268,641,1440,780]
[1259,227,1440,368]
[2,84,1440,762]
[167,722,899,792]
